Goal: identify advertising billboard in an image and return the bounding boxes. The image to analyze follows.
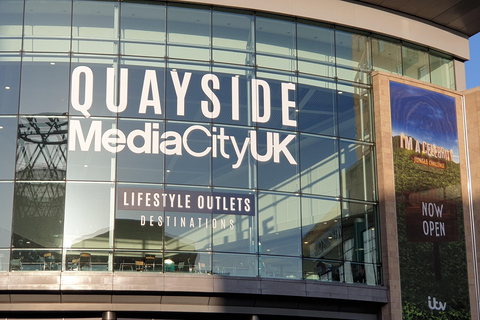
[390,81,470,319]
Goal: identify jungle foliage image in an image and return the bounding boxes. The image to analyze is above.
[390,82,470,320]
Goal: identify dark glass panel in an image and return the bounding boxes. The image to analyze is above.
[0,117,17,180]
[0,54,21,114]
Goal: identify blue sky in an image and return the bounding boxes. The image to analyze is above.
[466,33,480,89]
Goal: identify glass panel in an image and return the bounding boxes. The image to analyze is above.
[430,53,455,90]
[0,0,24,52]
[345,262,380,285]
[342,201,377,264]
[120,1,166,57]
[164,251,211,273]
[254,70,298,131]
[258,192,301,256]
[300,134,339,197]
[16,116,68,181]
[0,182,14,248]
[257,129,299,193]
[0,54,21,114]
[0,117,17,180]
[402,45,430,82]
[70,55,119,117]
[116,119,164,183]
[164,121,211,186]
[164,185,212,251]
[114,251,162,272]
[372,38,401,75]
[119,57,165,119]
[340,141,375,202]
[213,253,257,277]
[302,196,342,260]
[64,182,115,249]
[115,183,164,250]
[167,5,211,61]
[11,249,62,271]
[65,250,111,271]
[212,125,256,189]
[336,30,371,84]
[256,16,296,71]
[297,22,335,78]
[0,249,10,271]
[212,64,254,126]
[72,0,119,55]
[303,258,343,282]
[12,182,65,249]
[19,54,70,115]
[298,76,336,136]
[67,117,116,182]
[165,61,211,122]
[212,10,254,65]
[23,0,72,53]
[260,255,301,279]
[212,188,256,253]
[337,82,372,141]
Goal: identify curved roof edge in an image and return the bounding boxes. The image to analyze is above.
[171,0,470,60]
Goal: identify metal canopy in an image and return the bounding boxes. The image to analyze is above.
[347,0,480,37]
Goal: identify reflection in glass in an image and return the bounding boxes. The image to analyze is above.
[344,261,380,286]
[212,125,256,189]
[300,135,339,197]
[297,21,335,78]
[120,1,166,57]
[20,54,70,115]
[372,38,401,75]
[303,258,343,282]
[258,192,301,256]
[66,250,111,271]
[213,253,257,277]
[337,82,372,141]
[335,30,371,84]
[115,183,164,250]
[11,249,61,271]
[0,0,24,51]
[0,54,21,114]
[23,0,72,53]
[70,55,118,117]
[12,182,65,248]
[64,182,114,249]
[430,53,455,90]
[0,117,17,180]
[72,0,119,54]
[340,141,375,201]
[260,255,301,279]
[116,119,164,183]
[167,5,211,61]
[212,10,254,65]
[164,211,211,251]
[256,15,296,71]
[298,76,336,136]
[164,121,211,186]
[402,45,430,82]
[342,201,377,264]
[67,117,116,182]
[0,182,14,248]
[16,116,68,181]
[212,189,256,253]
[302,196,342,260]
[119,57,166,119]
[0,249,9,272]
[257,129,299,193]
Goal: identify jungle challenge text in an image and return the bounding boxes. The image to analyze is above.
[68,66,298,168]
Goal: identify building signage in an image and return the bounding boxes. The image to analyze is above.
[390,81,470,319]
[68,66,298,168]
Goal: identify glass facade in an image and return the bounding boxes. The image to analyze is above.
[0,0,457,287]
